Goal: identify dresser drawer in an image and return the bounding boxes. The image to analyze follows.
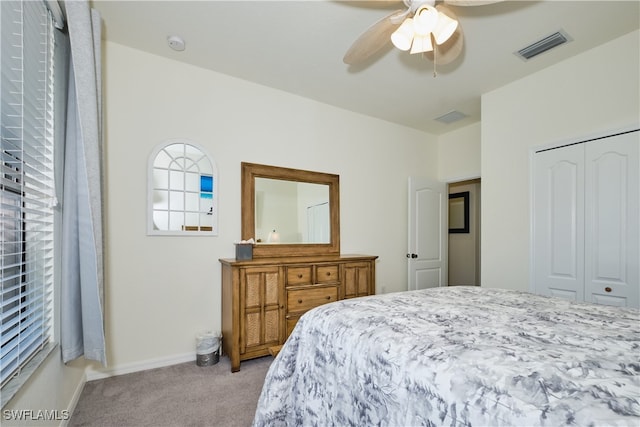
[287,286,338,313]
[286,266,312,286]
[316,265,339,284]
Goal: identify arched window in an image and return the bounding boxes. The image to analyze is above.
[148,140,218,235]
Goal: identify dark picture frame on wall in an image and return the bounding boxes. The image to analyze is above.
[449,191,470,234]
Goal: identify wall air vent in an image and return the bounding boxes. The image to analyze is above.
[516,30,570,60]
[435,110,468,124]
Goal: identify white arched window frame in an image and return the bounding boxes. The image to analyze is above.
[148,140,218,236]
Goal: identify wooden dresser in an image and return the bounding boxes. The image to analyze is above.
[220,254,377,372]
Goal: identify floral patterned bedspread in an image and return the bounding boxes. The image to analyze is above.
[252,286,640,427]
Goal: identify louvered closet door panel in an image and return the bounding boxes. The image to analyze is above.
[533,144,585,301]
[585,132,639,308]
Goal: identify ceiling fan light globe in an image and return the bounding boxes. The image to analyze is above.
[413,5,438,36]
[410,34,433,54]
[433,13,458,45]
[391,18,415,51]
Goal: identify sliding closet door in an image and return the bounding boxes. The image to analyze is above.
[533,130,639,308]
[584,132,639,307]
[533,144,585,301]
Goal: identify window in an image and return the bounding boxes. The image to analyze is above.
[1,0,56,397]
[148,141,218,235]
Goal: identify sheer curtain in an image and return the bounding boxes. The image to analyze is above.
[60,0,106,365]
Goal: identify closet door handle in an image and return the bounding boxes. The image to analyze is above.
[605,287,612,293]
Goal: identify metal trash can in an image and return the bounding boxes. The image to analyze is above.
[196,331,221,367]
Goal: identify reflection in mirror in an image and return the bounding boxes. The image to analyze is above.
[148,141,218,235]
[255,178,330,244]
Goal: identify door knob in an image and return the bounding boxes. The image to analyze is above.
[406,253,418,259]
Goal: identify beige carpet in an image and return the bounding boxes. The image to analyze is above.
[69,355,272,427]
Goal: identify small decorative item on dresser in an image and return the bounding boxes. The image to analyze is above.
[235,239,254,260]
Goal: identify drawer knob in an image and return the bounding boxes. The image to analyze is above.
[605,287,612,293]
[326,272,331,276]
[298,299,303,304]
[297,274,303,278]
[326,296,331,300]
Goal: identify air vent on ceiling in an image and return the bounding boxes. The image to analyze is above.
[516,30,570,60]
[434,110,468,124]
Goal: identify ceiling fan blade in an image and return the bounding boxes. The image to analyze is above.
[423,5,463,65]
[343,9,406,65]
[345,0,405,6]
[443,0,503,6]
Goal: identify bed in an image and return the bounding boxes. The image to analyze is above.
[252,286,640,426]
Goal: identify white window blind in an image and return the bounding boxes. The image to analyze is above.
[1,0,56,388]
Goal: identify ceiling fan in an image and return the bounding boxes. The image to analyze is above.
[343,0,503,68]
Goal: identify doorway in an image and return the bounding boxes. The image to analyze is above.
[448,179,481,286]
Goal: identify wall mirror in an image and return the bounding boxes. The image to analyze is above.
[449,191,469,234]
[148,140,218,236]
[241,162,340,257]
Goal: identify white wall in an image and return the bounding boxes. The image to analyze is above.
[100,41,437,371]
[438,122,481,182]
[481,30,640,292]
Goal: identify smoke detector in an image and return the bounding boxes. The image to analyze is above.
[167,35,185,52]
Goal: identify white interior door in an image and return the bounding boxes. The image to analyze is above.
[408,177,447,291]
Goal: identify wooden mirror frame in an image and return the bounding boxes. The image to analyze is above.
[241,162,340,258]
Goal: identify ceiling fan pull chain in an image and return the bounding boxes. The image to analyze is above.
[433,41,438,78]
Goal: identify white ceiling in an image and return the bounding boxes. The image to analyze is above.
[91,0,640,135]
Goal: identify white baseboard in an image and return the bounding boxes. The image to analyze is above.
[85,352,196,381]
